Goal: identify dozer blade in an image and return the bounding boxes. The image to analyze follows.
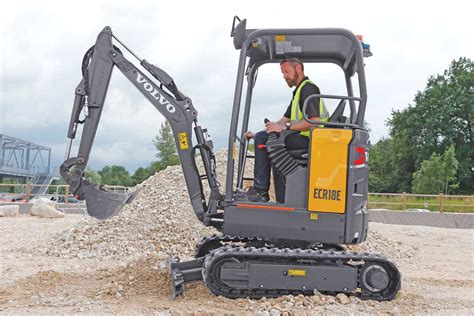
[81,182,135,220]
[168,255,204,300]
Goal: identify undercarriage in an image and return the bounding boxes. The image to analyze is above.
[169,235,401,301]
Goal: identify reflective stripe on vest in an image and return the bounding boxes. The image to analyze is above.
[290,79,329,137]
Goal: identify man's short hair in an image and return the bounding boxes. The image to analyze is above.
[280,57,304,71]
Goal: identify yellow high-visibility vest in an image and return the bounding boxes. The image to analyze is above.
[290,79,329,136]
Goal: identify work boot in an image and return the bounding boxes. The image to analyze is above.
[241,186,270,202]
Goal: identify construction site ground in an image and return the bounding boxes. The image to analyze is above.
[1,215,473,315]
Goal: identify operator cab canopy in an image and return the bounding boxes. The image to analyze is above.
[230,17,372,128]
[231,17,371,78]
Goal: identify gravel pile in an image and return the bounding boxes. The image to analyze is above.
[47,169,215,261]
[363,226,415,260]
[47,150,249,261]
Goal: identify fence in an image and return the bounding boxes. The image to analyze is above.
[369,192,474,213]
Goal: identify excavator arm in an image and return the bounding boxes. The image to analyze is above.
[60,26,222,224]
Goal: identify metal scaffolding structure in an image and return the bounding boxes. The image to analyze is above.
[0,134,58,193]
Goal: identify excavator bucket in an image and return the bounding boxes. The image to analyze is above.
[81,182,135,219]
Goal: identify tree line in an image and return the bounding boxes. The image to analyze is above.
[368,57,472,194]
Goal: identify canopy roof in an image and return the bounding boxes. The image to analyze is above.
[232,19,371,76]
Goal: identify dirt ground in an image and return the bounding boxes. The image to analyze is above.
[0,214,473,315]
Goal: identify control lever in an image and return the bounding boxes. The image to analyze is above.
[263,118,279,146]
[258,118,272,149]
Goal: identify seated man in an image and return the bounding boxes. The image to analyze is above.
[244,57,328,202]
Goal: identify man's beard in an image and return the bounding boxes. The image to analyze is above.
[286,73,298,87]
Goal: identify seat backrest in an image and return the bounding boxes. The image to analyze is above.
[329,99,347,123]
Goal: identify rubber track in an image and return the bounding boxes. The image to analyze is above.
[195,234,263,258]
[195,234,343,257]
[202,244,401,301]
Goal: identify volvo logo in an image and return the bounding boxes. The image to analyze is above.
[136,73,176,113]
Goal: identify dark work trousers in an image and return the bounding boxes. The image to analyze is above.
[254,131,309,195]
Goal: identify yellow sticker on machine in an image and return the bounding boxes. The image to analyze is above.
[308,129,352,213]
[178,132,188,150]
[275,35,286,42]
[288,269,306,277]
[310,213,319,220]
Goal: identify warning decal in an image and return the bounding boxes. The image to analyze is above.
[275,40,302,55]
[178,132,188,150]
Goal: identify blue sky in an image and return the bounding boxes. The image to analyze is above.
[1,0,473,173]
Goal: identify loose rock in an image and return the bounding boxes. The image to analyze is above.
[29,202,64,218]
[0,205,19,217]
[270,309,282,316]
[336,293,350,305]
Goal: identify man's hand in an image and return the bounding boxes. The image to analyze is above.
[244,131,255,139]
[265,121,285,133]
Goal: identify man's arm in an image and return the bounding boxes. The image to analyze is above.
[264,116,290,133]
[267,115,322,133]
[246,116,290,138]
[277,116,290,125]
[287,116,319,131]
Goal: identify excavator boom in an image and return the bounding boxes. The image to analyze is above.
[61,26,221,223]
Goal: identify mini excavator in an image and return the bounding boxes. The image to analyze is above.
[61,17,401,301]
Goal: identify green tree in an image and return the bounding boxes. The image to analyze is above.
[0,177,20,193]
[153,121,180,168]
[412,145,459,194]
[131,167,152,185]
[149,161,165,174]
[387,57,473,193]
[440,145,460,194]
[98,165,133,186]
[368,138,398,192]
[84,167,102,185]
